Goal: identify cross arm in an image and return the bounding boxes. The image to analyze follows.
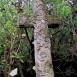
[18,14,61,28]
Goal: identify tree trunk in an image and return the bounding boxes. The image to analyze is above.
[69,5,77,53]
[18,63,24,77]
[33,0,54,77]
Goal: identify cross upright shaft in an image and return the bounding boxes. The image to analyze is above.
[32,0,54,77]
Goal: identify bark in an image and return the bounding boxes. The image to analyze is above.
[33,0,54,77]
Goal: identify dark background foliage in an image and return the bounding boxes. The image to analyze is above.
[0,0,77,77]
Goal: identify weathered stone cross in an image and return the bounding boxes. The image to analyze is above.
[18,14,61,77]
[18,0,61,77]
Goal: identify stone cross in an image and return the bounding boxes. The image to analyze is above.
[18,0,61,77]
